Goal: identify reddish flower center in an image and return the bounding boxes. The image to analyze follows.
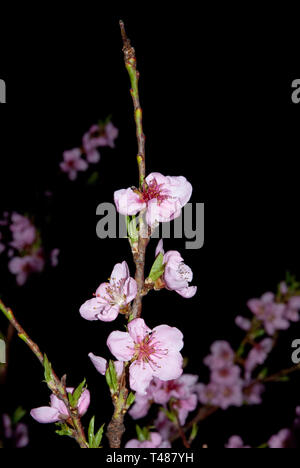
[141,180,169,205]
[133,332,168,368]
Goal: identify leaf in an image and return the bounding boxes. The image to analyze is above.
[258,368,269,380]
[149,253,165,282]
[43,354,53,384]
[189,423,198,442]
[126,392,136,408]
[88,416,95,447]
[94,424,105,448]
[12,407,26,425]
[71,378,87,408]
[127,216,139,243]
[251,329,265,339]
[136,424,148,442]
[108,361,119,393]
[55,423,73,438]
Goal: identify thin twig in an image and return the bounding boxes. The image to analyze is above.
[0,300,88,448]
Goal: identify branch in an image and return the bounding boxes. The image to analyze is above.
[0,300,88,448]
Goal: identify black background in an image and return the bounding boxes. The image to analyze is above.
[0,12,300,448]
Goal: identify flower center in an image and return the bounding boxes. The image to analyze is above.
[141,180,170,205]
[177,263,193,282]
[133,332,168,368]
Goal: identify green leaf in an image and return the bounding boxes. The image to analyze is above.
[108,361,119,393]
[88,416,95,447]
[126,392,136,408]
[189,423,198,442]
[258,367,269,380]
[94,424,105,448]
[12,407,26,425]
[251,329,265,339]
[276,376,290,382]
[71,378,87,408]
[55,423,73,438]
[160,407,177,424]
[136,424,149,442]
[149,253,165,282]
[43,354,53,384]
[87,171,99,186]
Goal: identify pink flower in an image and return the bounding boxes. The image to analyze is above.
[225,436,250,449]
[10,213,36,251]
[247,293,289,336]
[88,353,124,378]
[204,341,235,370]
[82,122,119,152]
[211,365,241,386]
[129,374,198,423]
[60,148,88,181]
[50,248,60,267]
[196,382,220,407]
[86,149,101,164]
[107,318,184,394]
[114,172,192,226]
[125,432,171,449]
[243,383,265,405]
[156,241,197,298]
[244,338,273,378]
[285,296,300,322]
[268,429,291,449]
[2,414,29,448]
[30,388,90,424]
[8,252,45,286]
[79,261,137,322]
[216,382,244,410]
[235,316,252,331]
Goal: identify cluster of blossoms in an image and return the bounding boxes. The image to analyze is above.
[0,212,59,286]
[60,120,118,181]
[226,406,300,448]
[236,284,300,336]
[197,340,267,410]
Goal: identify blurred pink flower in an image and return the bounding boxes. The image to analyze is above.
[247,293,290,336]
[244,338,273,379]
[30,388,90,424]
[154,411,177,441]
[204,341,235,370]
[50,248,60,267]
[225,436,250,448]
[114,172,192,226]
[60,148,88,181]
[8,251,45,286]
[2,414,29,448]
[82,122,118,152]
[86,148,101,164]
[125,432,171,449]
[235,316,252,331]
[156,241,197,298]
[107,318,184,394]
[79,261,137,322]
[0,232,5,255]
[10,213,36,250]
[268,429,291,449]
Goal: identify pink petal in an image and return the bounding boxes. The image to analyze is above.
[175,286,197,298]
[78,389,90,416]
[50,394,69,416]
[86,149,101,164]
[155,239,165,257]
[149,432,162,447]
[30,407,60,424]
[110,261,130,284]
[8,257,24,274]
[88,353,107,375]
[166,175,193,207]
[79,298,104,321]
[95,282,111,303]
[152,325,184,352]
[114,361,124,378]
[128,318,151,343]
[152,351,183,381]
[97,304,120,322]
[114,188,145,216]
[129,360,154,394]
[124,278,138,304]
[107,331,135,361]
[125,439,141,448]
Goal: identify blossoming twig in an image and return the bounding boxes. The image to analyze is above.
[0,300,88,448]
